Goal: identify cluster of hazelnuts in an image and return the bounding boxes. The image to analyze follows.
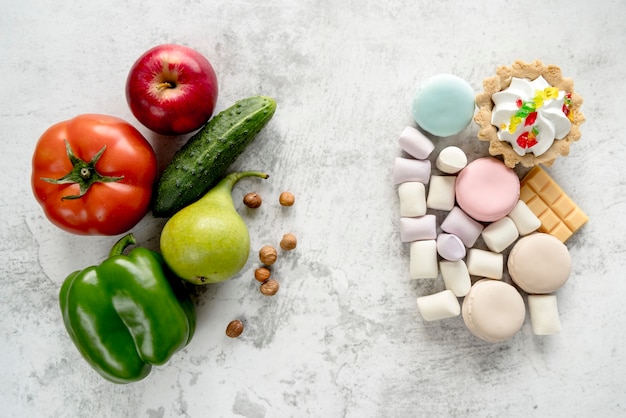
[248,191,297,296]
[225,190,297,338]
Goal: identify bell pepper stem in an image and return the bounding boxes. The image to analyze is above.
[109,233,137,257]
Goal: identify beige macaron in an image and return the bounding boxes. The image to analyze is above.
[462,279,526,343]
[508,233,571,294]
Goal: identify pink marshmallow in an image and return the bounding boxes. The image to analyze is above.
[393,157,431,185]
[441,206,484,247]
[398,126,435,160]
[436,233,466,261]
[399,215,437,242]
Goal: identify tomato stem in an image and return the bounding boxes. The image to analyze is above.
[40,139,124,200]
[80,168,91,179]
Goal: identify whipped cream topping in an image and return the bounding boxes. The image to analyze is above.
[491,76,573,157]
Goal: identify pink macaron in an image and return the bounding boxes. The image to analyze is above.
[455,157,520,222]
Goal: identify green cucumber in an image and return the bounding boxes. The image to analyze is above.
[152,95,276,217]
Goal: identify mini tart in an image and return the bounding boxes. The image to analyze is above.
[474,59,585,168]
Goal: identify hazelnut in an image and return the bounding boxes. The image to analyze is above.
[254,267,271,282]
[225,320,244,338]
[280,233,297,251]
[259,245,278,265]
[243,192,262,208]
[260,279,280,296]
[279,191,295,206]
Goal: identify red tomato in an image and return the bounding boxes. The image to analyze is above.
[32,114,158,235]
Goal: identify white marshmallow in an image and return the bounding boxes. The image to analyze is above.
[440,260,471,297]
[436,233,466,261]
[410,240,438,279]
[436,146,467,174]
[426,175,456,211]
[416,290,460,321]
[399,215,437,242]
[528,294,561,335]
[467,249,503,280]
[398,126,435,160]
[481,216,519,253]
[393,157,431,185]
[441,206,484,247]
[508,200,542,236]
[398,182,426,217]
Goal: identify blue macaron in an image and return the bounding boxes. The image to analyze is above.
[411,74,476,137]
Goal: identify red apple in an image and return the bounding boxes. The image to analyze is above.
[125,44,218,135]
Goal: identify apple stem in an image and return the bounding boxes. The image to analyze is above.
[156,81,175,90]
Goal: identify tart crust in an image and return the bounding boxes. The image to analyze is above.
[474,59,585,168]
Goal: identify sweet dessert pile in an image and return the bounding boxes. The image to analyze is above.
[397,60,587,343]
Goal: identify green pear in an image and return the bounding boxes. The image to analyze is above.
[160,171,269,285]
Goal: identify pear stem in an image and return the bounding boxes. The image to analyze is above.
[219,171,269,191]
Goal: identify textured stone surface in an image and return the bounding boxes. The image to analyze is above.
[2,0,625,416]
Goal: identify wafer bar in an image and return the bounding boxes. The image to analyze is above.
[519,166,588,242]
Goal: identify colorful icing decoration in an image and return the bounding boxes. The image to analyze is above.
[411,74,476,137]
[491,76,572,157]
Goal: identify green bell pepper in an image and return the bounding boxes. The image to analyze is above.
[59,233,196,384]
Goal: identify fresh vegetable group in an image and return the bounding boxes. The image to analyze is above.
[31,44,277,383]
